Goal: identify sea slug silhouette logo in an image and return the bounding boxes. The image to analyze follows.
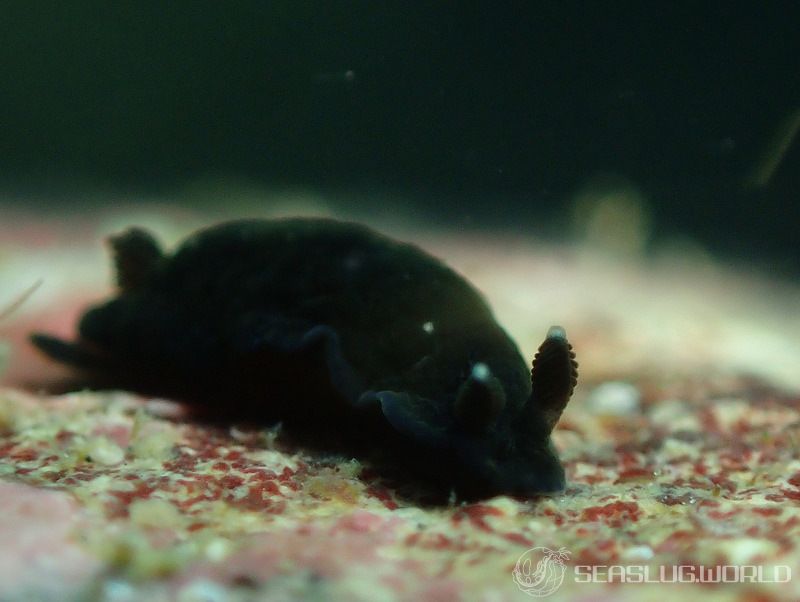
[512,546,571,597]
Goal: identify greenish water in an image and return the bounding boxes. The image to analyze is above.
[1,2,798,274]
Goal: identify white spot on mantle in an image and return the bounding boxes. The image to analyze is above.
[472,362,491,382]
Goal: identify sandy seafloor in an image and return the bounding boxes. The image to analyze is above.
[1,199,799,602]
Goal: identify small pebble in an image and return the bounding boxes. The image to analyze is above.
[585,381,641,415]
[177,579,228,602]
[84,436,125,465]
[622,545,654,561]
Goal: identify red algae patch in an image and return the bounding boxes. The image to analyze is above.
[0,481,102,601]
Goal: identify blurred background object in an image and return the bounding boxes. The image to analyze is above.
[0,1,798,273]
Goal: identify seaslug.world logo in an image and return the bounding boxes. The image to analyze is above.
[512,547,571,597]
[511,544,791,596]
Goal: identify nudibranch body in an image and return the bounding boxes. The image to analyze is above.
[32,218,578,497]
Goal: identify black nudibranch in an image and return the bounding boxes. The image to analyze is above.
[31,219,578,497]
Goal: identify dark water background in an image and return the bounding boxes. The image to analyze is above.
[1,2,798,274]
